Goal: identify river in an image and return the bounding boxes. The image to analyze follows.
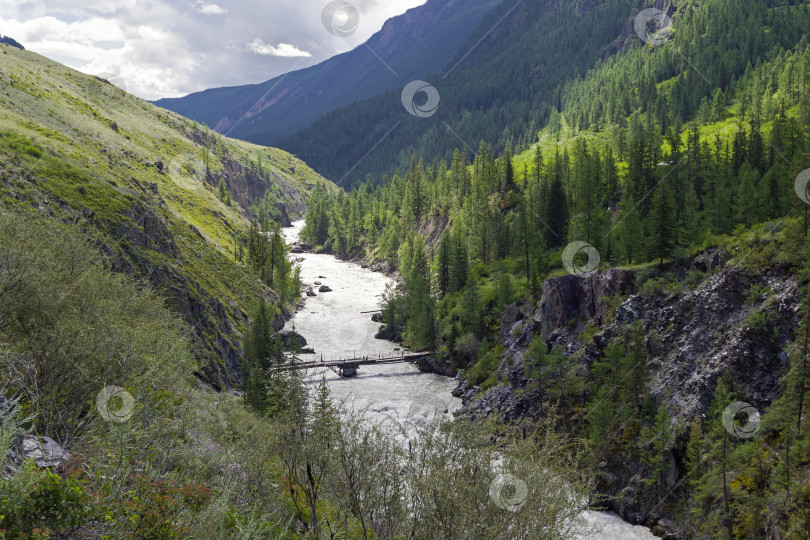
[282,220,657,540]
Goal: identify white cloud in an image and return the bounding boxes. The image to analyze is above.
[196,2,228,15]
[248,39,310,57]
[0,0,427,100]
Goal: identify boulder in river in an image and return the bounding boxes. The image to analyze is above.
[314,281,322,285]
[375,324,402,343]
[276,330,307,350]
[319,285,332,293]
[306,289,317,297]
[371,312,383,322]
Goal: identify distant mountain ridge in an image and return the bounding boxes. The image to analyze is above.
[154,0,501,145]
[0,35,24,49]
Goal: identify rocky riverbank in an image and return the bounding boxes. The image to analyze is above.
[450,249,800,537]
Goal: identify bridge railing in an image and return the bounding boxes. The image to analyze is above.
[271,350,430,370]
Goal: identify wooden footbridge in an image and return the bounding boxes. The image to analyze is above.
[272,351,431,378]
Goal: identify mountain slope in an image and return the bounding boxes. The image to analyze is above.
[280,0,810,187]
[0,44,333,386]
[154,0,501,146]
[279,0,633,187]
[294,0,810,533]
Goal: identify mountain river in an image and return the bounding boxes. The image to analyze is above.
[282,220,656,539]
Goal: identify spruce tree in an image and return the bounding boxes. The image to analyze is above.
[546,165,569,248]
[646,182,677,265]
[243,299,275,413]
[617,195,643,265]
[437,231,451,297]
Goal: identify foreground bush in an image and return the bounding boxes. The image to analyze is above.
[0,211,597,538]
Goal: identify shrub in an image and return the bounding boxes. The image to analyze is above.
[466,344,503,389]
[0,211,194,442]
[455,332,481,363]
[0,461,98,538]
[112,476,212,540]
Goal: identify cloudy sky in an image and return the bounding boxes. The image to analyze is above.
[0,0,426,100]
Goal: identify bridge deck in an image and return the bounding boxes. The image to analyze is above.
[271,352,430,372]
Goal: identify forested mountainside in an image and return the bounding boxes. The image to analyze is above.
[154,0,500,146]
[0,45,331,387]
[298,0,810,535]
[283,0,810,188]
[0,44,595,539]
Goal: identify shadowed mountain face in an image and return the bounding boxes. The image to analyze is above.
[0,35,24,50]
[154,0,501,146]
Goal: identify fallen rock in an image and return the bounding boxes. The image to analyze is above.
[21,436,70,468]
[371,312,383,322]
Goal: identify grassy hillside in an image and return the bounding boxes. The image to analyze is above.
[0,44,333,386]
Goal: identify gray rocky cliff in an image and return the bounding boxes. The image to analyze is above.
[456,250,801,536]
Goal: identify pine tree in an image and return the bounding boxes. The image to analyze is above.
[617,195,643,265]
[501,147,517,195]
[644,404,675,489]
[546,160,569,248]
[461,277,483,338]
[437,231,451,297]
[685,415,704,492]
[449,231,468,294]
[406,237,436,351]
[496,271,514,310]
[243,299,275,413]
[646,182,677,265]
[534,145,544,187]
[218,178,227,200]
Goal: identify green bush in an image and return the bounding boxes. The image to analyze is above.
[113,476,212,540]
[0,210,194,441]
[0,461,98,539]
[466,344,503,389]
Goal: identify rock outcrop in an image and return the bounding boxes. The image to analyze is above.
[18,436,70,469]
[533,268,636,340]
[458,251,801,535]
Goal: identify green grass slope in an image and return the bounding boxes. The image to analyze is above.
[0,44,334,386]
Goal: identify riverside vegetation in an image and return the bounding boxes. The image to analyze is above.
[0,209,597,538]
[298,0,810,536]
[0,41,599,539]
[3,0,810,538]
